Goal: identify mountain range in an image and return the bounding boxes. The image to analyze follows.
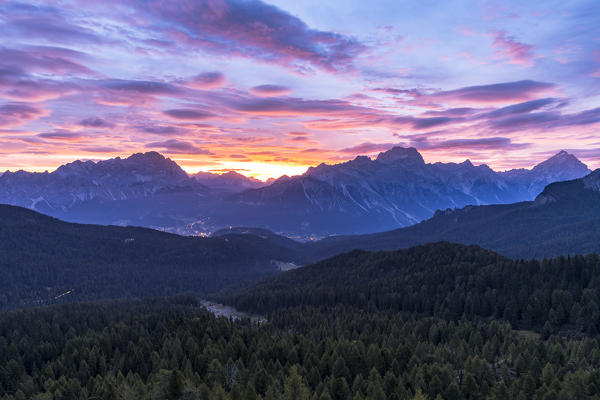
[0,147,590,237]
[295,168,600,260]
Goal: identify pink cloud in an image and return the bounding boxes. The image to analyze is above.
[163,109,216,120]
[491,30,535,66]
[182,72,226,90]
[249,84,292,97]
[145,139,214,155]
[0,103,47,128]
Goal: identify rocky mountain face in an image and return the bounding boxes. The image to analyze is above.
[192,170,265,192]
[0,152,211,229]
[0,152,196,208]
[219,147,590,236]
[0,148,591,237]
[299,167,600,260]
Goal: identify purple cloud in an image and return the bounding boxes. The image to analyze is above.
[412,137,528,151]
[233,97,367,116]
[183,72,226,89]
[2,3,102,44]
[429,80,555,104]
[0,102,46,127]
[136,125,183,135]
[479,98,559,119]
[79,117,113,128]
[139,0,365,71]
[38,130,84,140]
[250,84,292,97]
[145,139,214,155]
[483,106,600,132]
[101,79,180,95]
[389,115,462,130]
[411,116,457,129]
[491,30,535,66]
[0,46,93,75]
[559,107,600,126]
[163,109,215,120]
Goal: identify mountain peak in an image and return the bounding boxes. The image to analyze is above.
[126,151,168,164]
[123,151,185,173]
[375,147,424,165]
[532,151,589,175]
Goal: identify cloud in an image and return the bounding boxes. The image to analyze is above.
[428,80,555,104]
[136,125,183,135]
[412,137,528,151]
[233,97,368,116]
[491,30,535,66]
[478,98,560,119]
[0,102,46,127]
[339,142,397,154]
[183,72,226,89]
[101,79,180,95]
[410,116,458,129]
[558,107,600,126]
[0,74,79,101]
[422,107,480,117]
[0,46,94,75]
[2,5,102,44]
[80,146,120,153]
[145,139,214,155]
[286,131,310,136]
[138,0,365,72]
[483,106,600,132]
[286,136,312,142]
[250,84,292,97]
[163,109,215,120]
[78,117,114,128]
[372,87,423,98]
[38,130,84,140]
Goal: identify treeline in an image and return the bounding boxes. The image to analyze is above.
[225,242,600,335]
[1,297,600,399]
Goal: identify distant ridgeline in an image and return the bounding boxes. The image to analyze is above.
[0,148,591,237]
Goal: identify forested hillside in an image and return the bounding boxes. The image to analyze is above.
[0,205,302,309]
[1,297,599,400]
[226,242,600,335]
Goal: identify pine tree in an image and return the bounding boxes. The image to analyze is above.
[167,370,185,400]
[284,366,310,400]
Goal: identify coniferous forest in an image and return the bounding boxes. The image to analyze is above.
[3,241,600,399]
[1,296,600,400]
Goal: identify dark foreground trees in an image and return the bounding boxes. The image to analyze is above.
[1,297,600,400]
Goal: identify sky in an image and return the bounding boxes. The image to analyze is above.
[0,0,599,180]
